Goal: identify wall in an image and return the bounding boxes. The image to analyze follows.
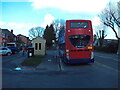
[32,37,46,55]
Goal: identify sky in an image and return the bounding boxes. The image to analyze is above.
[0,0,119,39]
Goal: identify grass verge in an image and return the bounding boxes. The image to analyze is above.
[21,56,45,67]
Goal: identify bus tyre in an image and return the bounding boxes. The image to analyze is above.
[7,52,11,56]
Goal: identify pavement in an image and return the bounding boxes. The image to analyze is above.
[2,50,60,73]
[14,50,60,72]
[35,54,59,71]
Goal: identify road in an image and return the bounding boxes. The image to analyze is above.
[2,51,27,69]
[2,50,120,88]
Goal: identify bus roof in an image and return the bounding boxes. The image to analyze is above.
[66,20,91,22]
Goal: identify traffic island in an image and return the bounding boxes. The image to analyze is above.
[21,56,45,67]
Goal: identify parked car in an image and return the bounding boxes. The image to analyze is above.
[0,47,12,56]
[7,46,20,54]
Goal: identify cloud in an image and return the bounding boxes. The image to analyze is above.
[0,21,40,29]
[7,23,25,29]
[0,21,25,29]
[0,0,29,2]
[0,21,40,36]
[30,0,110,12]
[41,14,55,28]
[91,17,102,26]
[0,19,55,36]
[0,21,6,25]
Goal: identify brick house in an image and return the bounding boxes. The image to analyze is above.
[0,29,18,47]
[17,34,31,47]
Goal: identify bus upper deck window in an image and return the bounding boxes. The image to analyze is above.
[70,22,88,28]
[69,35,90,48]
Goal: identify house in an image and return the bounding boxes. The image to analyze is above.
[31,36,46,55]
[94,39,118,47]
[0,29,18,47]
[17,34,31,47]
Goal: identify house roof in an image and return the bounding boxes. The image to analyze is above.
[32,36,46,41]
[1,29,16,37]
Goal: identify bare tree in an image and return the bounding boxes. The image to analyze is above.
[29,27,44,40]
[113,1,120,27]
[95,26,107,47]
[99,1,120,54]
[52,19,65,41]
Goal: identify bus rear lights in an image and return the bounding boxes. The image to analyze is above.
[68,30,70,32]
[66,53,69,55]
[66,55,70,59]
[66,49,69,52]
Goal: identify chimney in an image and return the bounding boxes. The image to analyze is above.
[11,29,13,33]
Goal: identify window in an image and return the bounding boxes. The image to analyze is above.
[2,48,7,50]
[14,37,17,41]
[70,22,88,28]
[69,35,90,48]
[39,43,41,50]
[35,43,38,50]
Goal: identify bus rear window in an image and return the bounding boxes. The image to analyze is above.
[69,35,90,48]
[70,22,88,28]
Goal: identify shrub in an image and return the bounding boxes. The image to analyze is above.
[94,42,118,53]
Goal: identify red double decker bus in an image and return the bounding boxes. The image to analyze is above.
[58,20,94,64]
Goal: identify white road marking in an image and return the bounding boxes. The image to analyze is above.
[48,59,51,61]
[95,61,120,72]
[95,55,119,62]
[57,58,64,71]
[60,58,64,71]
